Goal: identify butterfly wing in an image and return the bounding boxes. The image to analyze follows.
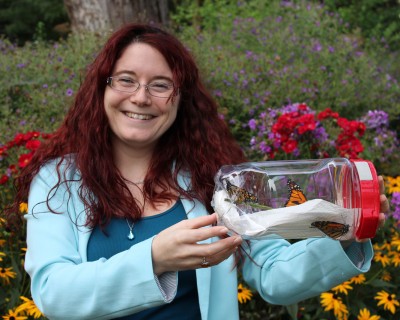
[284,179,307,207]
[224,180,258,204]
[311,221,350,239]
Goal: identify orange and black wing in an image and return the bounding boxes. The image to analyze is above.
[284,179,307,207]
[224,180,258,204]
[311,221,350,239]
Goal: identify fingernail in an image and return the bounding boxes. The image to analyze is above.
[234,236,242,244]
[220,227,228,234]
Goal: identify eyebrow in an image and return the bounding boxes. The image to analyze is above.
[112,70,173,82]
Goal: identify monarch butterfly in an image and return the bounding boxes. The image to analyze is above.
[284,179,307,207]
[224,180,258,205]
[311,221,350,239]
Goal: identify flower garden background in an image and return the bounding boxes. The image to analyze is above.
[1,1,400,319]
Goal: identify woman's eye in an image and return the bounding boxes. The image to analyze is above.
[118,78,134,84]
[150,82,172,89]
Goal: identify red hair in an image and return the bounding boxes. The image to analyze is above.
[6,23,246,231]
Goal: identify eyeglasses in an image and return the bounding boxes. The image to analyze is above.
[106,76,175,98]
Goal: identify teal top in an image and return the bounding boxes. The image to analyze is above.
[87,200,201,319]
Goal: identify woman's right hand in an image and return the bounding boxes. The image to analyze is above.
[151,213,242,275]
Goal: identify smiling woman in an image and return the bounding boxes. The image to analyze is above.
[104,43,180,152]
[4,23,388,320]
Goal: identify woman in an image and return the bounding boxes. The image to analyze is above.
[7,23,388,320]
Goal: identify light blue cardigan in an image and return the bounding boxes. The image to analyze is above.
[25,159,373,320]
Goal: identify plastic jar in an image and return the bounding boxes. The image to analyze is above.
[211,158,380,240]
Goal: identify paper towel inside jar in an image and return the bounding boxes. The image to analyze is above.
[212,189,357,240]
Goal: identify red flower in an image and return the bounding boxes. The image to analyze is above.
[0,174,8,185]
[18,152,34,168]
[25,139,41,151]
[317,108,339,120]
[282,139,298,153]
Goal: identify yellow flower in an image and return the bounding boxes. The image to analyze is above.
[320,292,349,319]
[373,251,390,267]
[15,296,43,319]
[19,202,28,213]
[392,238,400,251]
[357,308,380,320]
[386,176,400,194]
[331,281,353,295]
[0,252,6,262]
[237,283,253,304]
[2,308,28,320]
[390,251,400,267]
[0,267,17,284]
[0,239,5,246]
[373,240,392,251]
[374,290,400,314]
[350,274,366,285]
[380,271,392,282]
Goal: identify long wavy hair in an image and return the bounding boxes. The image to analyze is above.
[6,23,247,231]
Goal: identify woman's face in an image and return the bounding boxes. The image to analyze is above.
[104,43,180,151]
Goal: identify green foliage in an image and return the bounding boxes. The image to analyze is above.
[0,0,69,45]
[321,0,400,51]
[172,0,400,149]
[0,32,106,142]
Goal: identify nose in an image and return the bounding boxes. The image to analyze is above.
[129,84,151,105]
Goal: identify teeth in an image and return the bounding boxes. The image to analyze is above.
[125,112,153,120]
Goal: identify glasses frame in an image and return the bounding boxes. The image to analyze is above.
[106,76,175,98]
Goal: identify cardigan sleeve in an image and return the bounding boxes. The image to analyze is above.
[25,162,177,320]
[242,236,373,306]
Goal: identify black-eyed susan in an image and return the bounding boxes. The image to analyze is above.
[373,240,392,252]
[373,251,390,267]
[389,251,400,267]
[0,267,17,284]
[320,292,349,319]
[391,238,400,251]
[386,176,400,194]
[331,281,353,295]
[15,296,42,319]
[374,290,400,314]
[380,271,392,282]
[237,283,253,304]
[2,308,28,320]
[350,274,366,285]
[0,251,5,262]
[357,308,380,320]
[19,202,28,213]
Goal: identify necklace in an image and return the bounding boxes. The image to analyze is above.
[126,218,135,240]
[124,178,145,186]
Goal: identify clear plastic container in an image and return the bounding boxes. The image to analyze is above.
[211,158,380,240]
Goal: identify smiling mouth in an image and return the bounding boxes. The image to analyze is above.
[124,112,154,120]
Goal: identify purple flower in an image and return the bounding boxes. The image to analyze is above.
[66,88,74,96]
[248,119,257,130]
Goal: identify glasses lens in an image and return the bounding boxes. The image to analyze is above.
[108,77,174,98]
[148,81,174,98]
[111,77,140,92]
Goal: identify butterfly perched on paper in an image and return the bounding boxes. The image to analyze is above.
[284,179,307,207]
[311,221,350,239]
[223,180,258,205]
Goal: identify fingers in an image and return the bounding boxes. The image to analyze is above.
[380,194,390,214]
[378,175,385,195]
[151,214,242,275]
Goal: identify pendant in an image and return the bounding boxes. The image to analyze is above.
[127,230,134,240]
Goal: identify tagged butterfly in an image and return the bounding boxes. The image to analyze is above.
[284,179,307,207]
[311,221,350,240]
[224,180,258,205]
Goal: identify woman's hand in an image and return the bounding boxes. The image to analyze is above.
[151,213,242,275]
[354,175,389,242]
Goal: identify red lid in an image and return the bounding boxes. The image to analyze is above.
[351,159,380,239]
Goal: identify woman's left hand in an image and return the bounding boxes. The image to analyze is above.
[355,175,389,242]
